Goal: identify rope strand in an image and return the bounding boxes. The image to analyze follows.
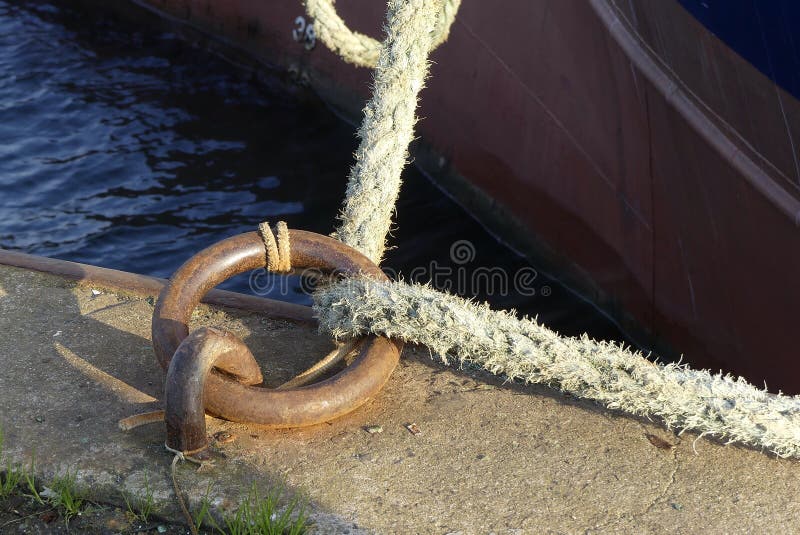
[309,0,800,459]
[315,278,800,459]
[304,0,461,68]
[258,221,292,272]
[330,0,438,264]
[170,454,199,535]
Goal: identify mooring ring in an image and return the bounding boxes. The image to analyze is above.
[152,230,402,428]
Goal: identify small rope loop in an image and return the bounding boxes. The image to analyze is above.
[164,442,207,465]
[304,0,461,68]
[258,221,292,272]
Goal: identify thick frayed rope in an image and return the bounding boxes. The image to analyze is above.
[314,278,800,458]
[308,0,800,459]
[330,0,438,264]
[258,221,292,272]
[304,0,461,68]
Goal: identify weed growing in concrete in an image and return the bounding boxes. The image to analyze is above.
[123,470,157,523]
[23,456,43,505]
[220,482,309,535]
[46,469,87,524]
[0,462,22,499]
[193,482,216,532]
[3,425,309,533]
[0,427,24,499]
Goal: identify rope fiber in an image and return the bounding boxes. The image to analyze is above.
[304,0,800,459]
[328,0,439,264]
[315,278,800,458]
[304,0,461,68]
[258,221,292,272]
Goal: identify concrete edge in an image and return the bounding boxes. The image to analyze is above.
[0,249,314,324]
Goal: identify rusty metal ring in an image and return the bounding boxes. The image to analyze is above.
[152,230,402,429]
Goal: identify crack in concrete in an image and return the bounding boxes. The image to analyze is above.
[586,420,681,533]
[644,448,679,515]
[636,420,680,519]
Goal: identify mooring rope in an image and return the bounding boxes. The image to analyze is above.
[315,278,800,458]
[325,0,438,263]
[303,0,460,68]
[300,0,800,459]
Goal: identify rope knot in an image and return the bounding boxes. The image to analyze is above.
[258,221,292,273]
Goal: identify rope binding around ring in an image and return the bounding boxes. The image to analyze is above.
[258,220,292,273]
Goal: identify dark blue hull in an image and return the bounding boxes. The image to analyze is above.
[679,0,800,100]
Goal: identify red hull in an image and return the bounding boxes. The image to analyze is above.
[118,0,800,391]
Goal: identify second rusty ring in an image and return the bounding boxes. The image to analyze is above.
[152,229,403,428]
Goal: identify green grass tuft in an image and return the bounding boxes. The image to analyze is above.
[3,425,309,534]
[47,469,87,524]
[22,455,43,505]
[0,461,23,499]
[123,470,157,523]
[194,482,218,533]
[220,482,309,535]
[0,427,24,499]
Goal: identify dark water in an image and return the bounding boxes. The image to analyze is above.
[0,0,634,344]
